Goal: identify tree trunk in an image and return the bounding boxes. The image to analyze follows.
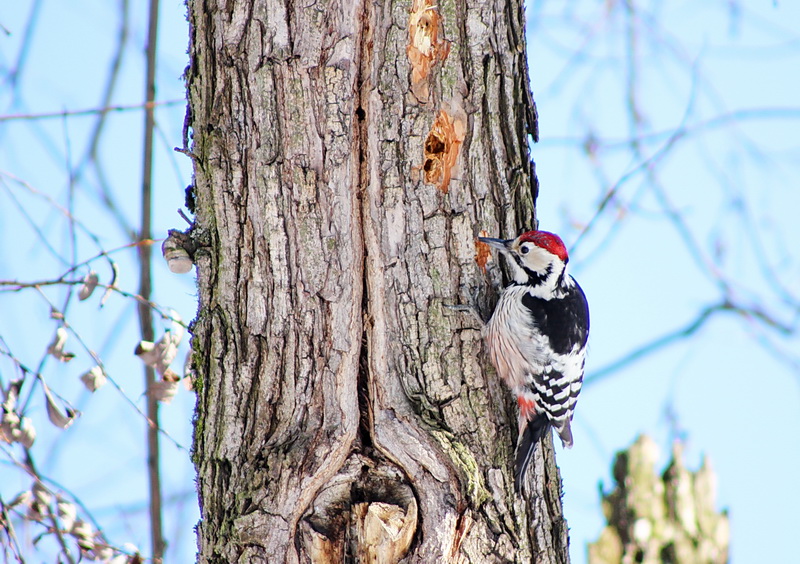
[186,0,567,562]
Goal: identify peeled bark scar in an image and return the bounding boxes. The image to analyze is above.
[406,0,450,101]
[475,231,491,273]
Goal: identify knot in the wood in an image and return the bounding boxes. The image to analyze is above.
[301,457,418,564]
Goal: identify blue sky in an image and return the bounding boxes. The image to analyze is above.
[2,1,799,562]
[1,1,197,560]
[526,2,800,562]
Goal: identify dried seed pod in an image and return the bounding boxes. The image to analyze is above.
[93,541,114,561]
[57,498,77,532]
[80,366,107,392]
[8,490,32,509]
[47,327,75,362]
[135,332,178,377]
[150,380,180,404]
[32,481,52,506]
[17,416,36,448]
[71,519,95,551]
[1,410,19,443]
[42,382,80,429]
[78,271,99,300]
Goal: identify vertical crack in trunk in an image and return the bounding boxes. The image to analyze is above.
[354,0,373,456]
[298,2,418,562]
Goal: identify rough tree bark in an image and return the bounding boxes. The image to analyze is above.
[185,0,568,562]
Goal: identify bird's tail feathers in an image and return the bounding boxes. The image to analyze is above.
[514,415,551,492]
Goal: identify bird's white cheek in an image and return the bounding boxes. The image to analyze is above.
[511,265,530,284]
[502,255,529,284]
[523,251,552,273]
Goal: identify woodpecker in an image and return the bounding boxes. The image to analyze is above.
[479,230,589,490]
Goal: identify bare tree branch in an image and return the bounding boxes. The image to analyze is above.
[0,99,183,123]
[138,0,165,561]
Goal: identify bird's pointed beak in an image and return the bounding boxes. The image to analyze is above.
[477,237,513,252]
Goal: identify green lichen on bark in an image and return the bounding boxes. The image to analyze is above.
[430,428,491,506]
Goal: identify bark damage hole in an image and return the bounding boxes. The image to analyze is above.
[406,0,450,102]
[474,230,491,273]
[423,108,465,193]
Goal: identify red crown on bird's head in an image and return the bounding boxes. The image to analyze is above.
[518,231,569,262]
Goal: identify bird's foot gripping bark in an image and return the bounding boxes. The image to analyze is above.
[444,285,489,326]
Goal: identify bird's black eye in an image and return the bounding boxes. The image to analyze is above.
[520,244,530,255]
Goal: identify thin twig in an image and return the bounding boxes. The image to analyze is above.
[0,500,28,564]
[0,99,183,123]
[584,300,796,388]
[1,0,43,101]
[0,177,68,266]
[584,303,723,388]
[140,0,165,561]
[0,171,115,269]
[0,276,187,328]
[74,0,134,240]
[62,111,79,321]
